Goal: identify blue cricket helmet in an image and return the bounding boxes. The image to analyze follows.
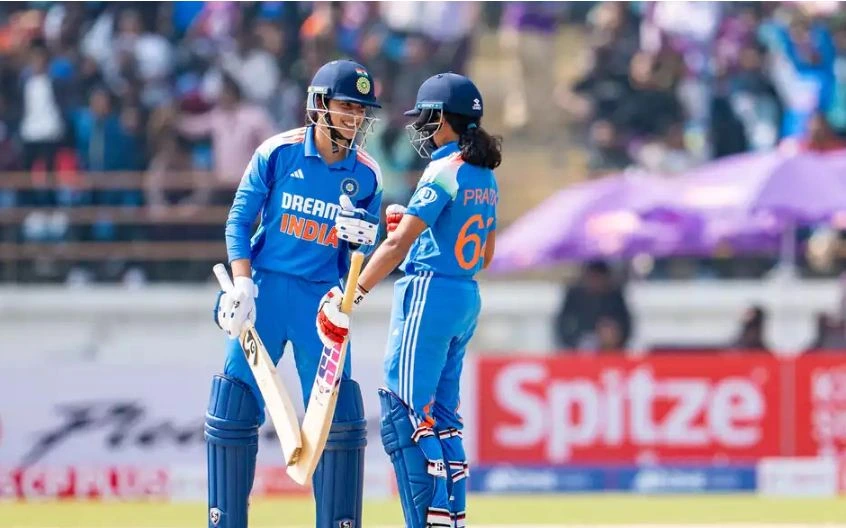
[308,60,381,108]
[404,72,482,119]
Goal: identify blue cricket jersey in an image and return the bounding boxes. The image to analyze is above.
[401,141,498,279]
[225,126,383,284]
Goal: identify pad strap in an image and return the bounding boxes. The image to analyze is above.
[426,507,452,528]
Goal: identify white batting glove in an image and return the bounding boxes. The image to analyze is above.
[335,194,379,246]
[216,276,258,338]
[385,204,406,233]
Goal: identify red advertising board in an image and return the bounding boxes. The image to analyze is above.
[477,355,783,464]
[794,354,846,458]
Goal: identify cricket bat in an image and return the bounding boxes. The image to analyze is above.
[213,263,303,466]
[286,250,365,485]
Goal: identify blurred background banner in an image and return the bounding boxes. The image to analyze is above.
[4,352,844,499]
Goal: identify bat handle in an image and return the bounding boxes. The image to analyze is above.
[213,263,234,293]
[341,251,365,315]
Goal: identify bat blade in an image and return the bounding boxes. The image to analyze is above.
[286,337,349,485]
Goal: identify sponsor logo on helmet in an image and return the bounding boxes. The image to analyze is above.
[356,76,371,95]
[472,98,482,111]
[341,178,359,197]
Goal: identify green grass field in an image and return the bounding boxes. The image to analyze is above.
[5,495,846,527]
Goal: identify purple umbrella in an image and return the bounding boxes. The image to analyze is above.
[639,149,846,225]
[489,174,698,272]
[489,149,846,273]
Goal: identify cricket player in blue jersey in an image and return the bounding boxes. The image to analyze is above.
[317,73,501,528]
[206,60,383,528]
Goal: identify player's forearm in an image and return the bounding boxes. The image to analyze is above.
[357,237,409,292]
[225,186,266,262]
[230,258,252,278]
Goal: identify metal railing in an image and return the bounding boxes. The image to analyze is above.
[0,171,234,281]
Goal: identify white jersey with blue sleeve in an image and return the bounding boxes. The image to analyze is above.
[226,126,383,284]
[401,141,498,279]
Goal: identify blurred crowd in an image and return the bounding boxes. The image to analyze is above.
[3,2,846,285]
[0,2,488,209]
[0,1,490,281]
[553,259,846,354]
[557,1,846,178]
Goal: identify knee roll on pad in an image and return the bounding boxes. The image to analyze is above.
[313,379,367,528]
[379,388,452,528]
[205,374,261,528]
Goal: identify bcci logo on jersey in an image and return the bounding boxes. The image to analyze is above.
[341,177,359,197]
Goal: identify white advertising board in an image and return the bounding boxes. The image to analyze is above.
[757,457,839,497]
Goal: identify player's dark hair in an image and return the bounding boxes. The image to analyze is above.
[444,112,502,169]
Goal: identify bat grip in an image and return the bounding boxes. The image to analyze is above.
[213,263,234,293]
[341,251,365,315]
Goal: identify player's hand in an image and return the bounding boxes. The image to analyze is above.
[315,284,367,348]
[316,286,349,348]
[335,194,379,246]
[385,204,406,233]
[215,276,258,338]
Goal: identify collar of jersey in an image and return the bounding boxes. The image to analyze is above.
[303,125,357,171]
[431,141,459,160]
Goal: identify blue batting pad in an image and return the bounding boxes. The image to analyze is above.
[313,379,367,528]
[204,374,260,528]
[379,388,452,528]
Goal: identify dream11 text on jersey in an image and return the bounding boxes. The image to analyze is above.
[279,191,340,247]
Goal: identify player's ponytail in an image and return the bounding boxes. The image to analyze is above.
[445,113,502,169]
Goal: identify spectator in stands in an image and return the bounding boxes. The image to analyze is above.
[807,312,846,351]
[72,86,137,173]
[0,93,21,209]
[499,1,565,140]
[111,8,173,109]
[780,111,846,153]
[769,12,836,138]
[635,120,698,175]
[0,94,20,173]
[177,75,275,194]
[721,42,782,153]
[218,27,280,108]
[826,25,846,131]
[586,120,631,176]
[730,304,769,352]
[554,261,633,352]
[145,131,209,219]
[614,50,685,140]
[19,40,67,205]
